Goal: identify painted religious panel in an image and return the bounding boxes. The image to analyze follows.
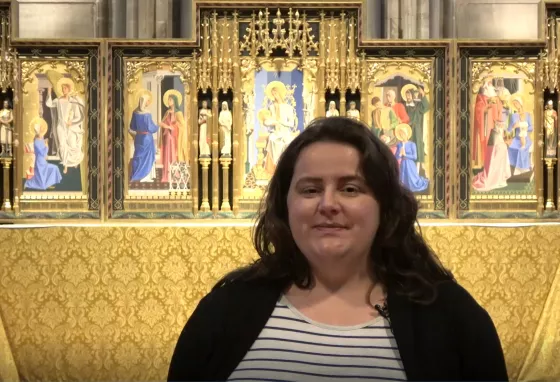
[240,58,318,201]
[108,44,197,219]
[13,44,101,218]
[124,60,192,198]
[363,57,445,215]
[458,45,542,218]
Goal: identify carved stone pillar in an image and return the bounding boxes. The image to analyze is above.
[138,0,155,38]
[364,0,382,39]
[443,0,456,38]
[384,0,399,39]
[126,0,139,38]
[429,0,443,39]
[155,0,172,38]
[417,0,430,39]
[400,0,416,39]
[109,0,126,37]
[180,0,192,38]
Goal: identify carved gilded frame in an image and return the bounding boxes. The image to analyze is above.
[107,42,198,219]
[457,43,545,219]
[361,43,450,218]
[0,42,101,220]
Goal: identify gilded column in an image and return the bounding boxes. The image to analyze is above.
[1,159,11,211]
[339,14,347,117]
[191,52,199,216]
[219,157,232,211]
[231,12,241,216]
[318,12,326,117]
[199,158,211,211]
[545,159,557,212]
[210,12,219,214]
[360,53,368,125]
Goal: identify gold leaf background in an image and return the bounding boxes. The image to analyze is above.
[0,226,559,381]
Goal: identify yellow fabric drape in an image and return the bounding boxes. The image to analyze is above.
[518,251,560,380]
[0,310,19,382]
[0,225,558,381]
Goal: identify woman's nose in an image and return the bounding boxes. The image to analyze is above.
[318,189,340,214]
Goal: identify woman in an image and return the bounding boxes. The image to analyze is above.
[472,120,511,191]
[160,90,187,182]
[395,123,429,193]
[168,117,508,381]
[507,95,533,175]
[129,90,159,182]
[25,118,62,190]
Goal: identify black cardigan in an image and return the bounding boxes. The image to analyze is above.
[168,278,508,381]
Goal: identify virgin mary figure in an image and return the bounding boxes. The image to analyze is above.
[129,89,159,182]
[260,81,298,174]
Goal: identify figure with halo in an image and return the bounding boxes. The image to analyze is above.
[160,89,187,183]
[347,101,360,120]
[260,81,298,174]
[401,83,430,172]
[45,77,86,174]
[219,101,233,156]
[0,99,14,157]
[129,89,159,182]
[544,99,558,158]
[326,101,339,117]
[507,94,533,175]
[198,100,212,157]
[24,117,62,190]
[395,123,429,192]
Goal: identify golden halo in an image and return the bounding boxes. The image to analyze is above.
[56,77,75,97]
[163,89,183,107]
[400,84,418,101]
[265,81,288,101]
[395,123,413,142]
[29,116,49,136]
[511,94,524,108]
[136,89,153,106]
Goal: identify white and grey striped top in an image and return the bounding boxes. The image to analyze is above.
[227,296,407,382]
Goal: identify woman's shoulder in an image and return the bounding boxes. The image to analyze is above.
[201,269,284,311]
[432,280,492,323]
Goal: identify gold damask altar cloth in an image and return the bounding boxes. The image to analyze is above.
[0,225,559,381]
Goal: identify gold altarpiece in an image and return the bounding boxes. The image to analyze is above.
[0,1,559,381]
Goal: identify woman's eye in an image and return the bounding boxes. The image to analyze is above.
[343,186,360,194]
[301,188,318,195]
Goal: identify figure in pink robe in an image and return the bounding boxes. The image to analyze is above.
[472,77,503,169]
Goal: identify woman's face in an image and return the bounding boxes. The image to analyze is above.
[287,141,381,271]
[513,100,521,110]
[168,97,175,107]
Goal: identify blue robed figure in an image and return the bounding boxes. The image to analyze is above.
[130,91,159,182]
[25,120,62,190]
[395,124,429,193]
[507,96,533,175]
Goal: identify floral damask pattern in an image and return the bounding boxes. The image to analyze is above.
[0,226,559,381]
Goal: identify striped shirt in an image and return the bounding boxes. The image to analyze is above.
[227,296,407,382]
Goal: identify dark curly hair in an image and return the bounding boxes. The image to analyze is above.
[217,116,453,304]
